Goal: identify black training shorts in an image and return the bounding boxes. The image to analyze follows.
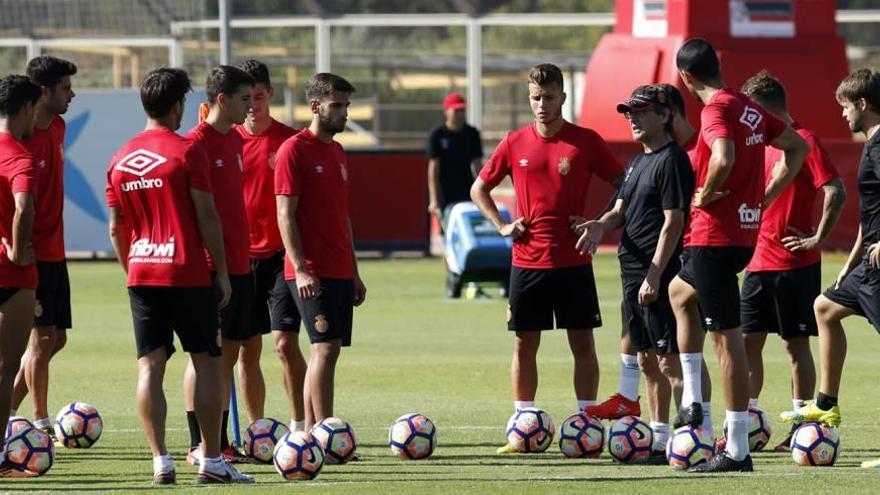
[741,262,820,339]
[677,246,754,331]
[507,265,603,331]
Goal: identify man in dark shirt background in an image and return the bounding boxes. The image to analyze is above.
[426,92,483,225]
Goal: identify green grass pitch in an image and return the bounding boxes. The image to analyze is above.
[5,253,880,494]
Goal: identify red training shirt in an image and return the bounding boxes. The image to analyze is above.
[235,119,297,259]
[274,128,353,280]
[684,89,787,247]
[186,122,250,275]
[479,121,622,269]
[747,123,839,271]
[105,128,213,287]
[24,116,66,262]
[0,133,37,289]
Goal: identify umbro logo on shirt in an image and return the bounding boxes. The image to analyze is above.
[215,158,225,168]
[37,159,47,169]
[315,165,324,174]
[739,106,763,131]
[518,158,529,167]
[740,106,766,146]
[116,149,167,176]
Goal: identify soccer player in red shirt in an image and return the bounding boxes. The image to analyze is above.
[276,73,366,429]
[182,65,254,465]
[9,56,76,440]
[470,64,623,453]
[669,39,808,472]
[0,75,40,479]
[738,71,846,451]
[782,71,880,470]
[235,60,305,434]
[106,68,252,484]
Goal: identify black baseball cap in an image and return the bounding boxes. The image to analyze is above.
[616,84,669,113]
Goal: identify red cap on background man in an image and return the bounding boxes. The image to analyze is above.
[443,92,467,110]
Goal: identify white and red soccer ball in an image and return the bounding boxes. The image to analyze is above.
[666,425,715,470]
[273,431,324,481]
[4,426,55,475]
[55,402,103,448]
[607,415,653,463]
[312,417,357,464]
[5,416,34,439]
[389,413,436,460]
[558,412,604,458]
[244,418,289,464]
[790,422,840,467]
[506,408,555,454]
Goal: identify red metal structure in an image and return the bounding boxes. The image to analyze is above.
[577,0,859,249]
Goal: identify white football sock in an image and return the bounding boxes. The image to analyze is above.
[201,456,223,471]
[514,400,535,411]
[290,420,306,432]
[793,399,807,409]
[33,417,51,429]
[701,402,714,436]
[748,398,759,408]
[153,454,174,474]
[650,421,669,451]
[577,400,596,410]
[680,353,703,406]
[725,410,750,461]
[619,354,641,401]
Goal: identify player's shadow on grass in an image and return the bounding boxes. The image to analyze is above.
[839,447,880,454]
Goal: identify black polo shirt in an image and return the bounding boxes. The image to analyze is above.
[426,123,483,207]
[618,141,694,272]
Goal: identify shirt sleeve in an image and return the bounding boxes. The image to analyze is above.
[184,143,213,193]
[659,150,695,210]
[587,129,624,182]
[803,133,839,189]
[472,128,484,159]
[105,159,119,208]
[10,153,35,195]
[700,102,733,146]
[426,128,440,159]
[274,139,302,196]
[869,139,880,180]
[763,109,787,144]
[478,135,511,188]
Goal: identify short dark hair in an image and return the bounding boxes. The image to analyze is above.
[659,83,686,116]
[0,75,42,118]
[528,64,564,91]
[26,55,77,88]
[741,70,787,112]
[140,68,192,119]
[836,68,880,112]
[238,59,271,87]
[306,73,355,102]
[205,65,255,105]
[676,38,721,82]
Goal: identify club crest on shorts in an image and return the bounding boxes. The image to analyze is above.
[315,314,329,333]
[558,156,571,176]
[34,300,43,318]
